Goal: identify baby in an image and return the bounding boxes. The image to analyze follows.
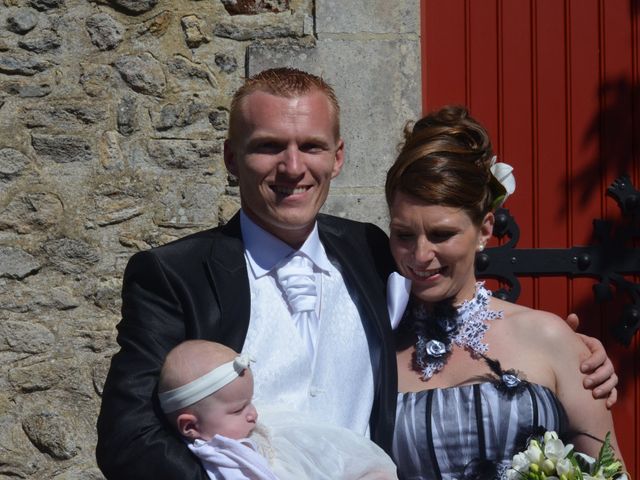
[158,340,398,480]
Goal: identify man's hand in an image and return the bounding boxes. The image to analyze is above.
[565,313,618,409]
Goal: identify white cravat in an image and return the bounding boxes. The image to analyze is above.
[275,254,319,357]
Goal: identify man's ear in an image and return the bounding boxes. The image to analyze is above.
[223,139,238,176]
[176,412,200,441]
[331,139,345,179]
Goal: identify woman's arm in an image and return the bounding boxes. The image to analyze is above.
[537,312,623,461]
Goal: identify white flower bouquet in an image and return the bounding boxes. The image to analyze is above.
[506,431,627,480]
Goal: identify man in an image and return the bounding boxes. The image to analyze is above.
[96,68,616,479]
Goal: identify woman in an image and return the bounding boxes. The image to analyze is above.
[385,106,623,479]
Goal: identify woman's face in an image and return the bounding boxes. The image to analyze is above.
[389,191,493,305]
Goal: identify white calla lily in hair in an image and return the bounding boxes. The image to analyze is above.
[489,155,516,209]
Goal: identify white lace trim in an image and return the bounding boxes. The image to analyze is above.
[415,282,503,380]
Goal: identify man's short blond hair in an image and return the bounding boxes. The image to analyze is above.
[228,67,341,142]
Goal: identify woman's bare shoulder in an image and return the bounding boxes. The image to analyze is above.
[490,297,582,346]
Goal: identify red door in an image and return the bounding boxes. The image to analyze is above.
[421,0,639,474]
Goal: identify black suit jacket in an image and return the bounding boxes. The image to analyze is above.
[96,213,398,480]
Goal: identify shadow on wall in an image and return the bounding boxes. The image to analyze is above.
[566,0,638,214]
[570,77,639,210]
[551,0,639,346]
[569,73,639,343]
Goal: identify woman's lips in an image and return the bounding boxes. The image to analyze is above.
[410,266,446,280]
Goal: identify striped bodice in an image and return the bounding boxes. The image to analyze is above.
[392,382,568,480]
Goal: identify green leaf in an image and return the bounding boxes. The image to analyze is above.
[596,432,614,469]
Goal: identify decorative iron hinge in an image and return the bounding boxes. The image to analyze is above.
[475,173,640,346]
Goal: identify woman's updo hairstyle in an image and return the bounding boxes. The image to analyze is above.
[385,105,506,226]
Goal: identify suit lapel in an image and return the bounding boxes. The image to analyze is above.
[204,214,251,351]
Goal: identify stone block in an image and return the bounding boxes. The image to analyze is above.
[165,54,217,93]
[114,53,166,96]
[29,0,64,11]
[0,414,41,477]
[23,102,107,128]
[99,0,157,14]
[208,107,229,131]
[52,466,105,480]
[0,53,49,75]
[86,13,124,51]
[151,99,211,131]
[153,180,223,229]
[17,28,61,53]
[7,8,39,34]
[1,79,52,97]
[0,147,31,179]
[31,134,94,163]
[9,358,75,393]
[181,14,209,48]
[117,94,138,135]
[79,63,116,97]
[0,320,54,354]
[147,139,220,170]
[215,53,238,73]
[316,0,419,34]
[0,246,41,279]
[134,9,172,37]
[213,13,303,40]
[0,191,64,234]
[22,412,78,460]
[42,238,100,275]
[321,189,390,232]
[220,0,290,15]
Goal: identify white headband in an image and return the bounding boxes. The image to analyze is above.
[159,354,253,413]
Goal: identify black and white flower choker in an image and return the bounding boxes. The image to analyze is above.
[411,282,503,380]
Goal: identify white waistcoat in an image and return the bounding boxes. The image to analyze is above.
[241,258,376,437]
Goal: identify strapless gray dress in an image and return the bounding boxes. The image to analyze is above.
[392,382,568,480]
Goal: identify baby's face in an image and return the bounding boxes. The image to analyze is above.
[194,368,258,441]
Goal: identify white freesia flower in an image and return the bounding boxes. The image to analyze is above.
[525,440,544,464]
[544,437,574,462]
[511,452,530,471]
[556,457,576,478]
[506,469,521,480]
[544,431,559,442]
[542,458,556,475]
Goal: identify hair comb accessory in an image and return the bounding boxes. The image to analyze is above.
[489,155,516,209]
[159,354,255,413]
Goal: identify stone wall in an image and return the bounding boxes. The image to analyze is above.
[0,0,419,478]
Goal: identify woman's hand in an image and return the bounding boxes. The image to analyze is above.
[565,313,618,409]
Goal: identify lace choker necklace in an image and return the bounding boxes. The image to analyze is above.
[411,282,502,380]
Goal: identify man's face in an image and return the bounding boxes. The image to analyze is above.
[224,90,344,247]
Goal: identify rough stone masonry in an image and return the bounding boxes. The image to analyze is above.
[0,0,420,478]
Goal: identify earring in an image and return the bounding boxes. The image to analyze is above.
[477,243,485,252]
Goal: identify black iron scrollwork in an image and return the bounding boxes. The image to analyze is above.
[475,173,640,346]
